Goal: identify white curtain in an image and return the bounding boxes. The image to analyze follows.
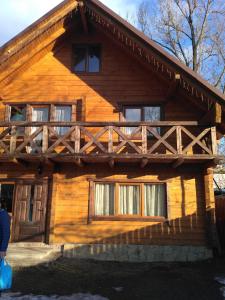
[55,106,71,135]
[31,107,49,140]
[144,184,166,217]
[95,184,114,216]
[119,185,140,215]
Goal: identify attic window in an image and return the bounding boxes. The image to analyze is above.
[73,45,101,73]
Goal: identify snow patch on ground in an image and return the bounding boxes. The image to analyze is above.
[0,293,109,300]
[215,277,225,299]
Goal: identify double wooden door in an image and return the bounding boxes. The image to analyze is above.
[12,180,48,242]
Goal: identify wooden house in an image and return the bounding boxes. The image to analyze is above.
[0,0,225,262]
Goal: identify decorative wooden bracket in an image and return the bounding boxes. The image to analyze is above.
[74,157,84,167]
[166,73,181,101]
[79,1,88,34]
[141,158,148,168]
[108,158,115,168]
[172,157,184,168]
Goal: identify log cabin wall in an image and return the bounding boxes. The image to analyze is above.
[51,165,207,246]
[0,163,208,247]
[0,29,202,122]
[0,26,215,259]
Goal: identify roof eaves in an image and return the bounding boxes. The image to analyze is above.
[87,0,225,105]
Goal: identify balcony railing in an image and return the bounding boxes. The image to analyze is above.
[0,121,220,165]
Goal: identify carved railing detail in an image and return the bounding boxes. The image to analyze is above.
[0,122,218,162]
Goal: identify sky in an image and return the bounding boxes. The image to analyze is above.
[0,0,140,47]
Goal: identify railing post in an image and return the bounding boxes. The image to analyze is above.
[108,126,113,153]
[142,126,147,154]
[211,126,217,155]
[75,125,81,153]
[42,125,48,153]
[10,126,17,155]
[176,126,182,154]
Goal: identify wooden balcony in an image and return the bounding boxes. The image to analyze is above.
[0,121,222,167]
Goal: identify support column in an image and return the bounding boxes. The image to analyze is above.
[46,172,58,244]
[203,167,221,253]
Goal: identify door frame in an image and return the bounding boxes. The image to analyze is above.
[0,178,49,243]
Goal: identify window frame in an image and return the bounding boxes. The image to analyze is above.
[121,104,164,123]
[89,179,168,223]
[72,44,102,74]
[4,102,78,122]
[120,104,164,139]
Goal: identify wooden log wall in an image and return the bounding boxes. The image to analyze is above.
[49,165,207,246]
[0,29,202,123]
[0,26,211,247]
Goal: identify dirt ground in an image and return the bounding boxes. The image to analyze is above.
[11,256,225,300]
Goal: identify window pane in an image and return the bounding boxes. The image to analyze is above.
[0,184,14,213]
[10,106,26,135]
[95,183,115,216]
[55,106,72,135]
[10,106,26,121]
[88,46,100,72]
[144,184,166,217]
[29,107,49,152]
[74,47,86,72]
[28,185,35,222]
[144,107,161,121]
[119,185,140,215]
[144,106,161,135]
[124,108,141,135]
[32,107,49,122]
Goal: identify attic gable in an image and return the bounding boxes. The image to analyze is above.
[0,0,225,129]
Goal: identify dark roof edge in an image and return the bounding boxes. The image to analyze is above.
[88,0,225,104]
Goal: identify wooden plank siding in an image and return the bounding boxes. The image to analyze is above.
[0,30,202,122]
[50,165,207,245]
[0,162,208,246]
[0,27,213,247]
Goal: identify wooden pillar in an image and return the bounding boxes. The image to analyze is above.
[47,173,58,244]
[203,167,221,253]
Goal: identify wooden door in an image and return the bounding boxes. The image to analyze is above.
[12,180,48,242]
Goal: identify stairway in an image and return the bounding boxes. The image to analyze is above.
[6,243,62,267]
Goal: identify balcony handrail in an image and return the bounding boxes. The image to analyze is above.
[0,121,206,127]
[0,121,219,159]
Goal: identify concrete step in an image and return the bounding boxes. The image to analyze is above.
[6,244,62,267]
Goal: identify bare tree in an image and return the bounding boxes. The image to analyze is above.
[136,0,225,92]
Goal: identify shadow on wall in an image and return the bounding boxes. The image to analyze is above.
[15,208,216,262]
[9,165,218,261]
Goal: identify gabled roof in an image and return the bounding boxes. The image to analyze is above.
[0,0,225,113]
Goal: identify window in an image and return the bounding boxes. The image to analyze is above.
[55,105,72,135]
[0,183,14,214]
[91,181,167,221]
[9,105,26,135]
[123,106,161,135]
[6,103,74,136]
[10,105,26,122]
[73,45,101,73]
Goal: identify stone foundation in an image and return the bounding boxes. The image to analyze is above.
[62,244,213,262]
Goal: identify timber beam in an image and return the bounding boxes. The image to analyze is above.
[166,74,181,101]
[10,158,30,168]
[79,1,89,34]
